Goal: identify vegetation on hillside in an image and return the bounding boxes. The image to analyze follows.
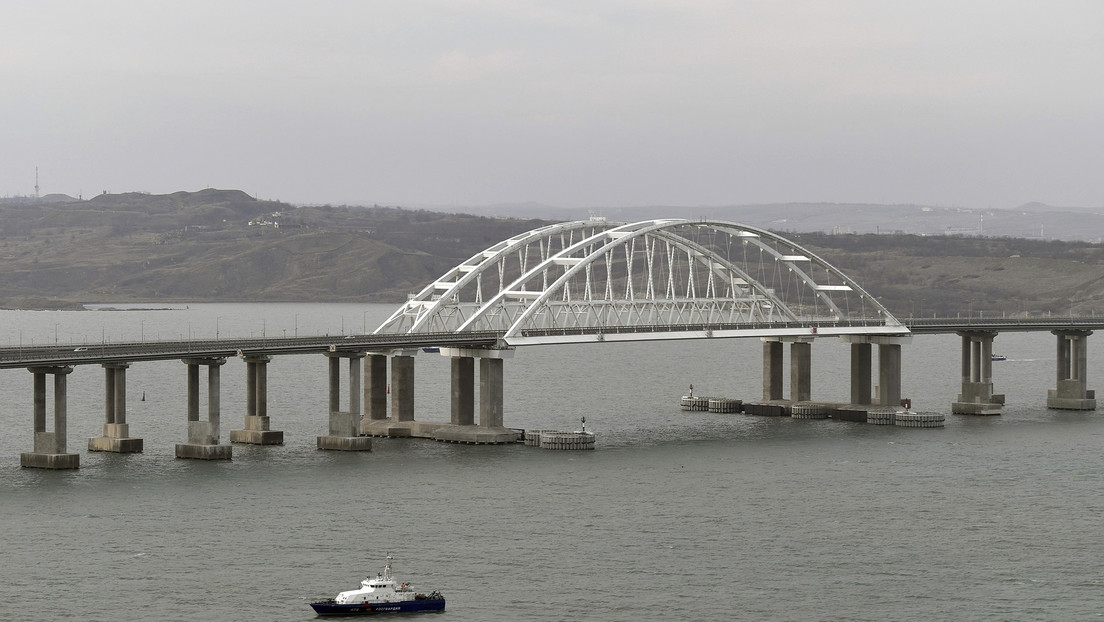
[0,190,1101,317]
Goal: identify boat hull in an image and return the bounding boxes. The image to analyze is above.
[310,599,445,616]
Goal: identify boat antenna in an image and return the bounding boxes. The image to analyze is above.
[384,554,393,581]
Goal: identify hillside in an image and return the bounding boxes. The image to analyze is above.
[0,190,1102,318]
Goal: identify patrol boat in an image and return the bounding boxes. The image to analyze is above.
[310,555,445,616]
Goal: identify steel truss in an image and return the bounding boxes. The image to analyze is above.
[375,219,906,345]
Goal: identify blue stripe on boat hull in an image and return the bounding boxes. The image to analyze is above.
[310,599,445,616]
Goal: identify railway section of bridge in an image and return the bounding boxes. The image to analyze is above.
[6,219,1102,469]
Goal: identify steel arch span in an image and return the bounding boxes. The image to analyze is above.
[375,219,908,345]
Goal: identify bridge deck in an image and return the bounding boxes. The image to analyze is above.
[0,332,503,369]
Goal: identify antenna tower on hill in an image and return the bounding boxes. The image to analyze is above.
[34,166,40,199]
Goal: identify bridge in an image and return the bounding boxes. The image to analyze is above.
[6,218,1098,469]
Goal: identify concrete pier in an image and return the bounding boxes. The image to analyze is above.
[362,351,419,438]
[429,348,519,444]
[176,358,232,460]
[849,342,872,405]
[451,356,475,426]
[841,335,909,408]
[89,362,143,453]
[1047,330,1096,410]
[21,366,79,469]
[877,341,902,407]
[318,352,371,451]
[789,339,812,402]
[359,353,389,432]
[761,338,813,402]
[230,355,284,445]
[952,331,1005,415]
[762,340,784,400]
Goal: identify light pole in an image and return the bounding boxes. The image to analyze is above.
[216,316,220,340]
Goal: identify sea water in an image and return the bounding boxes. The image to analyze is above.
[1,304,1102,621]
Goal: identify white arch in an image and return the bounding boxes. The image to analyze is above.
[375,219,906,344]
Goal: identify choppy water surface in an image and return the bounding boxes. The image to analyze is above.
[1,304,1102,621]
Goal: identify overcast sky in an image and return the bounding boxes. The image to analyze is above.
[2,1,1102,210]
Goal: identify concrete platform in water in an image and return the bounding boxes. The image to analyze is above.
[361,420,521,444]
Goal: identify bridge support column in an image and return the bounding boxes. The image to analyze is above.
[176,358,232,460]
[358,354,389,433]
[318,352,371,450]
[789,339,813,402]
[360,351,418,438]
[1047,330,1096,410]
[231,355,284,445]
[762,340,784,400]
[479,357,504,428]
[761,338,813,402]
[878,343,902,408]
[841,335,910,408]
[89,363,143,453]
[391,354,415,424]
[21,366,79,469]
[850,342,872,405]
[451,356,475,426]
[952,331,1004,415]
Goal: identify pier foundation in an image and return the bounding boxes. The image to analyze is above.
[176,358,232,460]
[761,337,813,402]
[952,331,1004,415]
[841,335,910,408]
[231,355,284,445]
[431,348,518,444]
[21,366,79,469]
[89,362,143,453]
[1047,330,1096,410]
[318,352,371,450]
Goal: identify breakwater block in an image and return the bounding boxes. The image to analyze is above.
[865,408,896,425]
[744,402,786,416]
[895,412,945,428]
[833,409,868,423]
[680,396,711,411]
[791,404,828,419]
[175,443,233,460]
[708,398,743,413]
[316,436,372,451]
[524,430,559,446]
[537,431,595,450]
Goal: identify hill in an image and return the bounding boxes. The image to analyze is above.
[0,189,1101,318]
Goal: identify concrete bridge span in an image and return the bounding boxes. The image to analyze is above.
[4,219,1101,469]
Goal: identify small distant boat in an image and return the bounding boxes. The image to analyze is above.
[991,354,1007,361]
[310,555,445,616]
[422,347,440,354]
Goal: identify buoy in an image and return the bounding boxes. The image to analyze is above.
[141,392,146,401]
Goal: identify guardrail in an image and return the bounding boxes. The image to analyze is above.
[0,331,504,369]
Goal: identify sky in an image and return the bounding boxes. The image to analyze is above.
[2,1,1102,210]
